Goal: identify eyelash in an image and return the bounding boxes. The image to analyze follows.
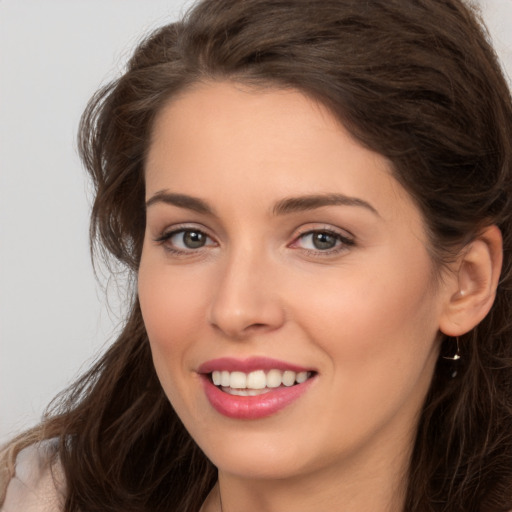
[154,226,217,256]
[290,228,355,256]
[154,226,355,257]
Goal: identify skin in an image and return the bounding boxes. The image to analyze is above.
[138,81,477,511]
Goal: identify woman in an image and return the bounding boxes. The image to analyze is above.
[1,0,511,511]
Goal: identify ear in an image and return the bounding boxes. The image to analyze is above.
[439,225,503,337]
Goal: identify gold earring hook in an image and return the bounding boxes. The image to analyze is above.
[443,337,461,361]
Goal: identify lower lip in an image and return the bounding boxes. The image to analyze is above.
[201,376,315,420]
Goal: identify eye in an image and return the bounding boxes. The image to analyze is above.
[300,231,339,250]
[155,228,216,252]
[292,229,354,253]
[173,230,209,249]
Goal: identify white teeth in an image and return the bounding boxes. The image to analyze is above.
[230,371,247,389]
[282,370,296,387]
[210,369,312,390]
[212,371,222,386]
[296,371,308,384]
[221,370,230,387]
[246,370,266,389]
[266,369,282,388]
[225,388,270,396]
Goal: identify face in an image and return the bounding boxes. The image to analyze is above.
[138,81,448,483]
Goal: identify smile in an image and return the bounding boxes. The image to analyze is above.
[198,358,317,419]
[212,369,311,394]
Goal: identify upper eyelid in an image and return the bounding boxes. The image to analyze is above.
[154,223,215,239]
[156,228,214,242]
[295,232,353,245]
[152,222,355,245]
[292,224,355,240]
[298,229,348,240]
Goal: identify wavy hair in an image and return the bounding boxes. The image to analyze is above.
[2,1,512,511]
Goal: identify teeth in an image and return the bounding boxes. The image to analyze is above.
[246,370,266,389]
[230,371,247,389]
[296,371,308,383]
[266,369,282,388]
[210,369,311,390]
[225,388,270,396]
[282,370,295,387]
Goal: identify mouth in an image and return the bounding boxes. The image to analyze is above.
[208,369,315,396]
[198,358,317,419]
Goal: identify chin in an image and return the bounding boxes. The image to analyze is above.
[196,429,320,481]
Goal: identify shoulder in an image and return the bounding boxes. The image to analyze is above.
[1,439,66,512]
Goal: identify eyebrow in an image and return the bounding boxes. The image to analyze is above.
[145,191,215,215]
[145,191,379,217]
[273,193,379,216]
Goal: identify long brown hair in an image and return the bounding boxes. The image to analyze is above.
[2,1,512,511]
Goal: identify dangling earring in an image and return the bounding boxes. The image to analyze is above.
[443,337,461,361]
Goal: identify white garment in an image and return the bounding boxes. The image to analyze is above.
[1,440,65,512]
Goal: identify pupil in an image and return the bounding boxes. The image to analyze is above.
[184,231,205,248]
[313,232,336,250]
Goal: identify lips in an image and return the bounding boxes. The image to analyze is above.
[198,356,311,374]
[198,357,317,419]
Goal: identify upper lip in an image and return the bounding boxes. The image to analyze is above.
[198,357,313,374]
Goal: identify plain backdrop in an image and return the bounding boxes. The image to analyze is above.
[1,0,511,443]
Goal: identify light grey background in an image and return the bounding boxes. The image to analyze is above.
[1,0,511,443]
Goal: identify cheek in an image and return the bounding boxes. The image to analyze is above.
[137,262,212,430]
[137,256,209,392]
[298,249,441,374]
[139,255,206,340]
[294,259,441,446]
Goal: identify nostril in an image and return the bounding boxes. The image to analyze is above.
[246,322,268,331]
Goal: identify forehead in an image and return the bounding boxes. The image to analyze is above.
[145,81,421,228]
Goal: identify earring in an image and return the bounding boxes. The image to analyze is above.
[443,337,461,361]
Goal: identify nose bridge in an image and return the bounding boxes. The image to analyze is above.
[208,241,285,338]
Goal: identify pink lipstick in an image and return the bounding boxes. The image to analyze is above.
[198,357,316,420]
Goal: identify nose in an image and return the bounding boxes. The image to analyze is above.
[207,250,286,339]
